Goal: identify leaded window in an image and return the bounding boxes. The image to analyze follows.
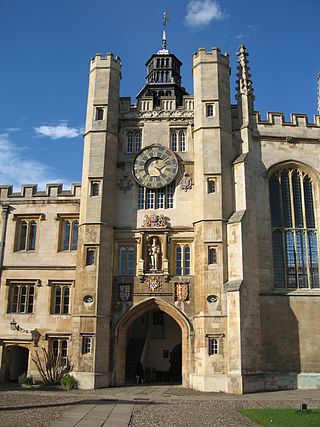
[16,220,37,251]
[175,244,191,275]
[126,132,133,153]
[51,339,68,366]
[60,219,79,251]
[171,129,187,152]
[269,168,319,289]
[138,183,175,210]
[52,284,70,315]
[208,338,219,355]
[119,245,135,276]
[179,130,186,152]
[8,284,35,314]
[126,131,142,153]
[171,131,178,152]
[82,336,92,354]
[135,132,142,152]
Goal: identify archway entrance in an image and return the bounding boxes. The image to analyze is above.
[114,298,193,387]
[2,345,29,382]
[125,309,182,384]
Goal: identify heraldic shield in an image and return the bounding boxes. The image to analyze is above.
[118,284,131,302]
[175,283,189,302]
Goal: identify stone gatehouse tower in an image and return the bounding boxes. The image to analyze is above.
[0,30,320,393]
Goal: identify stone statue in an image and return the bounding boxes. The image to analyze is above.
[149,237,161,270]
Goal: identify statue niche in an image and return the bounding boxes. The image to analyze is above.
[147,236,162,272]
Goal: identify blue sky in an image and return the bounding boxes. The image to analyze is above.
[0,0,319,189]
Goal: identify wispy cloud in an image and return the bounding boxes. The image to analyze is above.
[34,122,84,140]
[235,25,256,42]
[185,0,225,28]
[0,133,68,189]
[4,127,22,132]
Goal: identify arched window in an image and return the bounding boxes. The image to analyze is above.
[127,132,133,153]
[171,132,177,152]
[179,131,186,152]
[269,167,319,289]
[60,219,79,251]
[135,132,141,152]
[175,244,191,276]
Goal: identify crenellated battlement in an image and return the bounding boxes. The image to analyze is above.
[0,183,81,201]
[90,52,121,72]
[256,112,320,128]
[192,47,230,67]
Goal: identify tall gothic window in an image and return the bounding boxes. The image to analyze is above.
[269,167,319,289]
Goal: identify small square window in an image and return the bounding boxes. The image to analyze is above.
[207,178,216,194]
[95,107,104,120]
[90,182,99,196]
[208,338,219,355]
[208,247,217,264]
[82,336,92,354]
[206,104,214,117]
[86,248,96,266]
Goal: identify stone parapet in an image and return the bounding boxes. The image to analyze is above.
[256,111,320,127]
[90,52,121,73]
[0,183,81,200]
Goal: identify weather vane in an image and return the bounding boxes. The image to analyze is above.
[162,12,169,50]
[163,11,169,27]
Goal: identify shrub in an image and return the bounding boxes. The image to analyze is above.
[32,347,73,385]
[60,374,78,390]
[18,372,34,386]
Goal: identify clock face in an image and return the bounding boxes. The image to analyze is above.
[132,145,178,189]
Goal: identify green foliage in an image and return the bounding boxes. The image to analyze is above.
[240,408,320,427]
[60,374,78,390]
[18,372,34,386]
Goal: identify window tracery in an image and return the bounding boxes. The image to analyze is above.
[269,167,319,289]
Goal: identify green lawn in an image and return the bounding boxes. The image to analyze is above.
[240,408,320,427]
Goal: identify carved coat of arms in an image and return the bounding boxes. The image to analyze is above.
[118,284,131,302]
[143,213,166,228]
[175,283,189,302]
[145,276,162,292]
[118,175,133,193]
[180,172,192,192]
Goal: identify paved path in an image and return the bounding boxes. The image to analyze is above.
[49,386,320,427]
[50,397,151,427]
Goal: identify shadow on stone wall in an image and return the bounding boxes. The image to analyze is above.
[261,295,300,390]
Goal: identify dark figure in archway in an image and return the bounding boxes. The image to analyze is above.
[135,361,144,384]
[169,343,182,383]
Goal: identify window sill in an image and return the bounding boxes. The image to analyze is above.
[261,289,320,297]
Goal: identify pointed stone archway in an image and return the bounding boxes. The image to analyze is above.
[113,298,193,387]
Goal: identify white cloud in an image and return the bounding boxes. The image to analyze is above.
[34,123,84,140]
[185,0,225,28]
[0,133,69,189]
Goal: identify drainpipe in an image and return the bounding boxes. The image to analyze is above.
[0,204,10,277]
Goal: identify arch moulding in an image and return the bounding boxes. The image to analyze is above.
[112,297,194,387]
